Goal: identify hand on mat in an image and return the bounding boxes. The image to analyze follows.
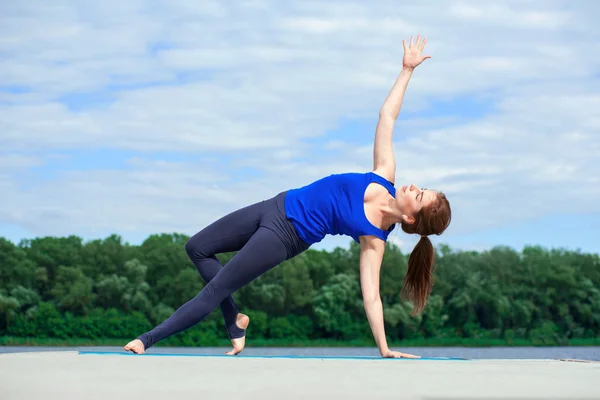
[402,34,431,70]
[124,339,145,354]
[381,349,420,359]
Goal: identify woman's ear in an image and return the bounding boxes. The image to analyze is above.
[401,214,415,225]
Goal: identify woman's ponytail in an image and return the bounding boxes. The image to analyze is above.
[401,235,435,316]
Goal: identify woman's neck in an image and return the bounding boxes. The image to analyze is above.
[383,196,404,226]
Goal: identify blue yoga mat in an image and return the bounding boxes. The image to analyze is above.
[78,351,467,360]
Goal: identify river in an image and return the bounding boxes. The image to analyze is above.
[1,346,599,360]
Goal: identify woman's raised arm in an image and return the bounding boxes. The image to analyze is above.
[372,35,431,184]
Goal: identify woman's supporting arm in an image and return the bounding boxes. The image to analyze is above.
[359,236,421,359]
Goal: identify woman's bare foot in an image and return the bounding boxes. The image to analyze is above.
[225,313,250,356]
[124,339,145,354]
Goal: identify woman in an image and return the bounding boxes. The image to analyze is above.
[124,35,451,358]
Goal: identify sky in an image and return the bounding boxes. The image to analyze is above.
[1,0,599,255]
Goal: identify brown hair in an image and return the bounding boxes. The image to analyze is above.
[399,192,451,316]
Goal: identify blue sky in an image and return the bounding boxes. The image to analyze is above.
[1,1,599,255]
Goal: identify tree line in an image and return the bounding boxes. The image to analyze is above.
[1,234,599,347]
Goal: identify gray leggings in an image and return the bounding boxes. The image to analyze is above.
[137,191,310,350]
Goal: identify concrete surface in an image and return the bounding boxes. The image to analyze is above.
[1,351,599,400]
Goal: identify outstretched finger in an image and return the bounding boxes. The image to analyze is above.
[403,39,408,52]
[402,353,421,358]
[415,34,421,49]
[419,37,428,51]
[409,36,414,48]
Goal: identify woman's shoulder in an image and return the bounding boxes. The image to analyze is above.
[369,170,395,186]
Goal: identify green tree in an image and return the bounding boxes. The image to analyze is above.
[1,233,598,346]
[50,266,94,315]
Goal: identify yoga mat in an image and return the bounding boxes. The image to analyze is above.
[78,351,468,360]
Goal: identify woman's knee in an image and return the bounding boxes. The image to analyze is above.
[185,232,213,260]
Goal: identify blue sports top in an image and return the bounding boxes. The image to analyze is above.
[284,172,397,245]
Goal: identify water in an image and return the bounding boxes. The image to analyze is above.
[1,346,599,360]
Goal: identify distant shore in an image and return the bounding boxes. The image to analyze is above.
[2,336,599,347]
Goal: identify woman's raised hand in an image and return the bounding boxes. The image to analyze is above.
[402,34,431,70]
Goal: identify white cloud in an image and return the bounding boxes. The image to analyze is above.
[1,0,599,251]
[449,3,573,28]
[0,154,44,170]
